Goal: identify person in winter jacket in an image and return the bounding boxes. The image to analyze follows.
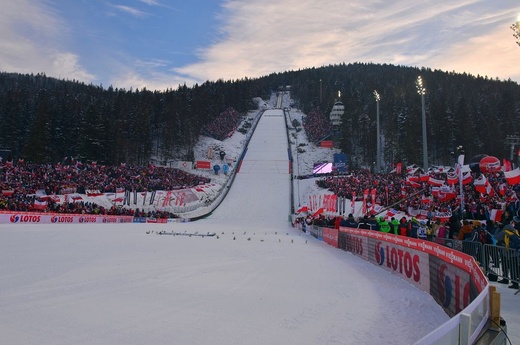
[410,218,420,238]
[341,214,358,228]
[377,217,391,233]
[398,217,409,237]
[367,214,380,231]
[390,217,400,235]
[417,220,428,240]
[437,221,449,239]
[457,220,474,240]
[496,218,520,289]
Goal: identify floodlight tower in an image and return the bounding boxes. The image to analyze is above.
[416,76,428,172]
[374,90,381,173]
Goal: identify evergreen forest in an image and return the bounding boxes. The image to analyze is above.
[0,62,519,170]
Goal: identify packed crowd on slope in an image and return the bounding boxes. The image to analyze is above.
[0,161,211,218]
[315,169,516,221]
[0,107,245,218]
[301,108,332,143]
[201,107,241,141]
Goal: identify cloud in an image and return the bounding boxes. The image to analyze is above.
[109,69,197,91]
[1,0,519,91]
[0,0,95,82]
[113,5,150,18]
[139,0,160,5]
[176,0,520,85]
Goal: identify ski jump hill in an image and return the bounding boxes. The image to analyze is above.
[197,105,503,345]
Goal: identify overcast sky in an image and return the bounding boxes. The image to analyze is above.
[1,0,519,91]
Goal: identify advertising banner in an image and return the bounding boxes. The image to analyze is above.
[333,153,347,173]
[0,212,133,224]
[322,227,338,248]
[338,227,486,314]
[196,161,211,169]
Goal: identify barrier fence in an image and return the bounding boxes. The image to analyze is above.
[308,225,504,345]
[435,237,520,294]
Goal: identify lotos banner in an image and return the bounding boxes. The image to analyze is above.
[0,212,133,224]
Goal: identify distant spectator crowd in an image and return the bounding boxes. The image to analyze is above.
[315,169,518,223]
[0,160,211,218]
[301,108,332,143]
[202,107,241,141]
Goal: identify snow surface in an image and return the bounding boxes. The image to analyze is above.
[1,96,518,345]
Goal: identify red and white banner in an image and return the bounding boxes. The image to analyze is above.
[428,176,445,187]
[462,172,473,185]
[504,168,520,185]
[447,173,458,185]
[489,209,504,222]
[362,189,368,215]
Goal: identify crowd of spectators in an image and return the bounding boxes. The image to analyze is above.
[202,107,241,141]
[301,108,332,143]
[315,169,519,223]
[0,161,211,218]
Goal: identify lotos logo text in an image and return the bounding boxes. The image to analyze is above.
[346,235,363,255]
[51,216,74,223]
[375,242,420,282]
[102,217,117,223]
[79,216,97,223]
[437,264,470,313]
[10,214,41,223]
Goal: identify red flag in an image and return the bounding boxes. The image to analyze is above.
[499,183,507,196]
[406,177,421,188]
[297,206,309,213]
[503,159,512,172]
[438,190,457,202]
[371,188,376,213]
[312,208,324,218]
[447,173,458,185]
[428,176,445,187]
[474,175,487,193]
[32,200,47,210]
[396,162,402,174]
[421,195,432,204]
[419,173,429,182]
[489,209,504,222]
[408,175,420,183]
[362,189,368,215]
[462,172,472,185]
[505,168,520,185]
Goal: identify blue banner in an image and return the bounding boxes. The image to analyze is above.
[333,153,347,172]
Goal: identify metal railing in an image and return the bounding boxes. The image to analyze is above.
[436,238,519,294]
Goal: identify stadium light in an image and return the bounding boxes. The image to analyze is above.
[374,90,381,173]
[416,76,428,172]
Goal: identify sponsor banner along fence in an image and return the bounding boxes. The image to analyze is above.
[338,227,487,317]
[0,211,188,225]
[0,212,134,224]
[330,226,490,345]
